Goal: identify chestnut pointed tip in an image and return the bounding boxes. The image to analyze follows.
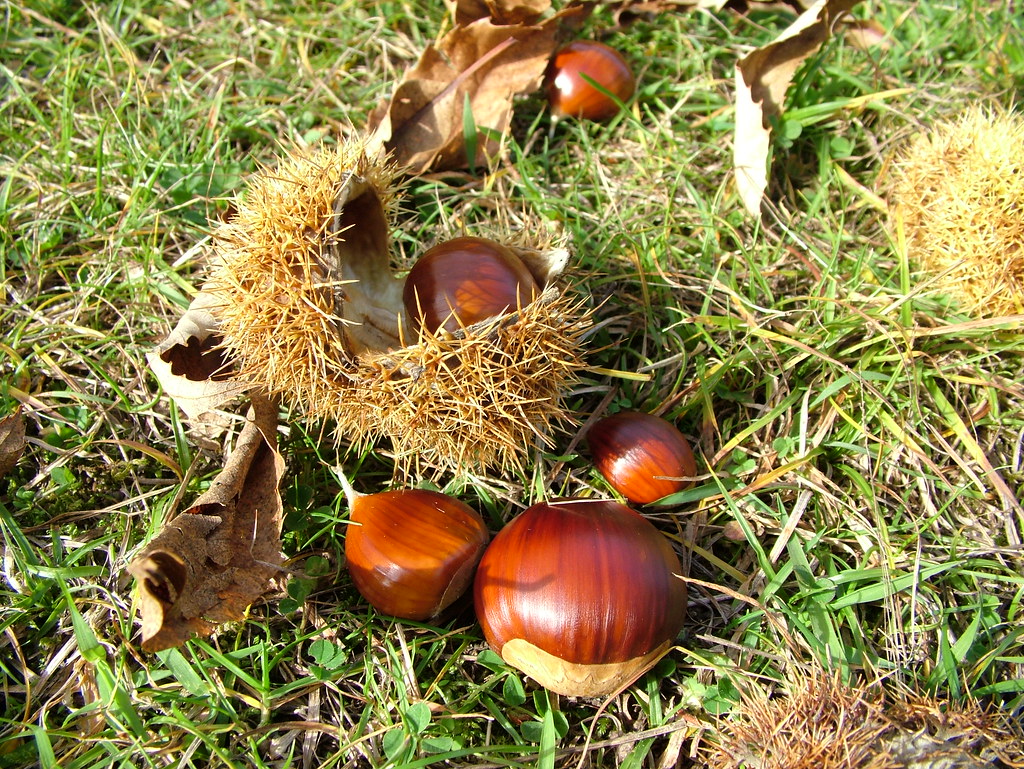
[333,464,363,508]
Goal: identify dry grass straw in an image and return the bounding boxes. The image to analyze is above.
[887,104,1024,317]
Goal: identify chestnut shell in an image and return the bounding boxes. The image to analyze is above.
[473,499,687,694]
[545,41,636,121]
[587,411,696,504]
[403,236,539,335]
[346,488,489,621]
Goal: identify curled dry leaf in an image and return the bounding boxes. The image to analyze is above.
[126,396,284,652]
[0,408,27,479]
[733,0,861,217]
[584,0,804,26]
[146,288,248,421]
[600,0,734,21]
[367,6,589,175]
[450,0,552,26]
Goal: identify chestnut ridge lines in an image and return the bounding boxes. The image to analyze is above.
[475,498,688,698]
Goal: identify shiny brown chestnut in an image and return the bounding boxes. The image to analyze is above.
[473,498,687,697]
[403,236,540,335]
[545,40,636,122]
[587,411,696,505]
[341,474,489,621]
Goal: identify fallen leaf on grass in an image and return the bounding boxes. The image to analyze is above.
[367,7,589,174]
[146,288,248,422]
[733,0,861,217]
[587,0,805,25]
[0,408,26,479]
[600,0,745,19]
[73,658,105,736]
[450,0,551,25]
[127,395,285,652]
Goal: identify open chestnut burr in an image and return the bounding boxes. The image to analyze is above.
[197,141,590,474]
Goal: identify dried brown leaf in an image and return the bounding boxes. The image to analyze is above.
[603,0,729,20]
[368,8,588,174]
[0,408,26,479]
[841,17,889,50]
[733,0,861,216]
[73,658,105,736]
[127,396,284,652]
[146,289,249,421]
[591,0,805,26]
[450,0,552,25]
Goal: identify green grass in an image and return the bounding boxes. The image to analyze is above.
[2,0,1023,767]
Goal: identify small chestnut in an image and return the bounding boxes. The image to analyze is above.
[403,236,540,335]
[587,411,696,505]
[545,40,636,122]
[473,498,687,697]
[341,474,489,621]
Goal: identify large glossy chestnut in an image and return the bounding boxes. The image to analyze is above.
[403,236,540,335]
[545,40,636,122]
[342,477,490,621]
[587,411,696,504]
[473,498,687,697]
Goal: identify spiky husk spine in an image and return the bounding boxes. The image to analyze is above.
[342,289,589,474]
[204,141,588,474]
[887,105,1024,317]
[705,667,1023,769]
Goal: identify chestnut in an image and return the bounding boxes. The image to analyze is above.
[403,236,540,335]
[473,498,686,697]
[587,411,696,505]
[341,475,490,621]
[545,40,636,122]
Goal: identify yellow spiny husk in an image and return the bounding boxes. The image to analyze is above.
[705,667,1024,769]
[887,104,1024,316]
[203,140,589,475]
[337,288,589,475]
